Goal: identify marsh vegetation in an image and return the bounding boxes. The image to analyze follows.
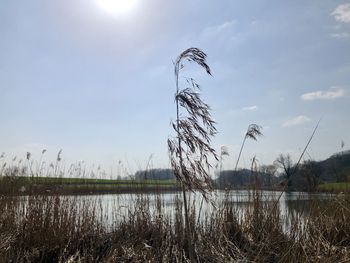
[1,191,349,262]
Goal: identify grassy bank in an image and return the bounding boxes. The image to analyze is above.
[318,182,350,192]
[0,192,349,262]
[0,175,178,195]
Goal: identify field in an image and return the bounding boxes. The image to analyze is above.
[0,175,178,195]
[318,182,350,192]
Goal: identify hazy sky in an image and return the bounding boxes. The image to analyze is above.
[1,0,349,173]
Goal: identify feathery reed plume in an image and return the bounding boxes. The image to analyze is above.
[221,145,229,157]
[218,145,229,178]
[341,140,345,156]
[168,48,218,197]
[26,152,35,179]
[54,149,63,177]
[168,47,217,261]
[36,149,47,178]
[234,124,263,171]
[57,149,62,162]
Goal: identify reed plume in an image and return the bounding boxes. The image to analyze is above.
[234,124,263,171]
[168,47,217,261]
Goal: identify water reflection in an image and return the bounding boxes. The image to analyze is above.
[6,190,334,230]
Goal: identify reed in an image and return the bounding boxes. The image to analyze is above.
[0,192,349,262]
[0,151,179,195]
[168,47,218,261]
[235,124,263,171]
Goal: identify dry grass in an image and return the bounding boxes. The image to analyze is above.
[0,192,349,262]
[0,153,179,196]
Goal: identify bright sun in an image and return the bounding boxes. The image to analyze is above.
[95,0,138,16]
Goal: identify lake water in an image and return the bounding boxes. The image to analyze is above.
[11,190,334,231]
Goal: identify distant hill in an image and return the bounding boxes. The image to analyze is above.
[319,150,350,182]
[215,169,277,188]
[133,152,350,191]
[287,150,350,191]
[216,151,350,191]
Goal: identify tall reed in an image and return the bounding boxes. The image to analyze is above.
[234,124,263,171]
[168,47,218,261]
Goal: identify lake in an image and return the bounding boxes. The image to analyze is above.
[9,190,334,231]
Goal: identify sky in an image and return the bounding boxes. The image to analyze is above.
[1,0,350,174]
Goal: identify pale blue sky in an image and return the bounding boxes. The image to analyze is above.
[1,0,349,173]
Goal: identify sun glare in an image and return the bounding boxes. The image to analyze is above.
[95,0,138,16]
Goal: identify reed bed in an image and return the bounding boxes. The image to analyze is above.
[0,152,178,196]
[0,192,349,262]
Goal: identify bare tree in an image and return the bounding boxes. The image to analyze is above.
[260,164,277,188]
[302,160,320,192]
[168,48,217,261]
[274,153,293,189]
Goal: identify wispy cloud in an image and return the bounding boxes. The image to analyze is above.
[301,87,345,101]
[331,32,350,39]
[242,105,258,111]
[203,20,236,37]
[282,115,311,127]
[332,3,350,23]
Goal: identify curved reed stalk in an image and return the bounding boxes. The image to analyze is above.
[168,47,217,261]
[234,124,263,171]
